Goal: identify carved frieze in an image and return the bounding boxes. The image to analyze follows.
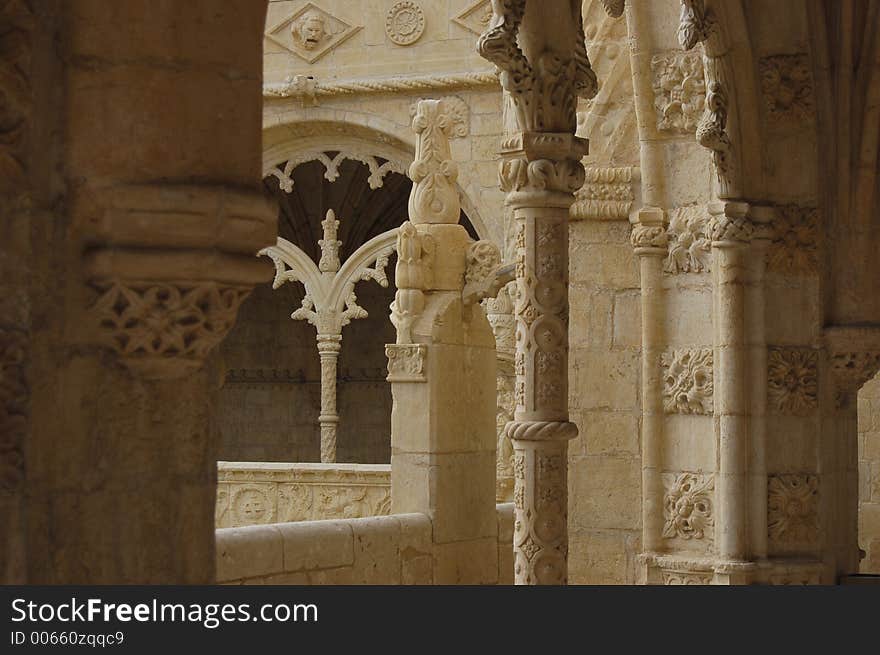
[385,1,425,46]
[570,166,636,221]
[662,570,713,585]
[216,463,391,528]
[92,281,251,376]
[662,472,714,541]
[665,205,711,273]
[768,473,819,546]
[264,2,362,64]
[759,54,815,124]
[265,150,405,192]
[767,348,818,415]
[661,348,714,414]
[651,51,706,133]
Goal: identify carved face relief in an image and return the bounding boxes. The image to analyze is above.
[661,348,714,414]
[294,12,326,50]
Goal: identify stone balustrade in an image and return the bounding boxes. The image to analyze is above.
[216,503,515,585]
[216,462,391,528]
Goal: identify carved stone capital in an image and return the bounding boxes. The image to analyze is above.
[477,0,597,133]
[708,201,752,245]
[498,132,588,203]
[80,184,277,379]
[631,224,669,251]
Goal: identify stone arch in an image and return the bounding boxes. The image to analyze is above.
[262,120,491,240]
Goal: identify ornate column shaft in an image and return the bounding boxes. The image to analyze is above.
[317,334,341,463]
[630,211,668,554]
[709,200,753,562]
[479,0,597,585]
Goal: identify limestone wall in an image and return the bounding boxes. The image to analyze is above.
[216,504,515,584]
[216,462,391,528]
[859,374,880,573]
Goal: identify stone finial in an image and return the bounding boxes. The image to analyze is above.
[318,209,342,272]
[408,99,461,225]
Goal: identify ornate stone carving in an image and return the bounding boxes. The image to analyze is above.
[697,81,733,190]
[264,70,500,100]
[708,211,752,243]
[260,219,395,462]
[570,166,636,221]
[630,225,668,249]
[477,0,597,133]
[661,348,714,414]
[677,0,713,52]
[452,0,493,36]
[767,474,819,545]
[485,283,516,353]
[408,99,461,224]
[651,52,706,133]
[463,240,513,306]
[495,369,515,501]
[665,205,711,273]
[265,150,405,192]
[264,2,362,64]
[385,1,425,46]
[662,570,713,585]
[216,462,391,528]
[92,281,250,377]
[662,472,714,541]
[318,209,342,272]
[767,205,819,273]
[409,96,469,138]
[0,329,26,491]
[386,344,427,382]
[767,348,818,415]
[759,54,814,124]
[390,221,430,344]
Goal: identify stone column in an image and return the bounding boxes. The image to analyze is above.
[486,285,516,501]
[18,1,275,583]
[479,0,596,585]
[317,334,341,463]
[630,212,668,554]
[709,201,753,564]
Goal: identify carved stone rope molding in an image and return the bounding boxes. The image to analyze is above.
[264,70,500,103]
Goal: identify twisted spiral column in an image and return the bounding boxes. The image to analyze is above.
[317,334,341,463]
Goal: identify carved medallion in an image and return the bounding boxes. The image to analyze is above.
[385,1,425,46]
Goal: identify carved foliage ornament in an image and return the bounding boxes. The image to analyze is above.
[663,472,714,541]
[768,474,819,545]
[477,0,597,133]
[767,348,818,415]
[385,1,425,46]
[662,348,713,414]
[408,99,461,225]
[768,205,819,274]
[651,51,706,133]
[665,205,711,273]
[759,54,814,124]
[0,328,26,491]
[93,281,250,371]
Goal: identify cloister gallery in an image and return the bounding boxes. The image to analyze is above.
[2,0,880,585]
